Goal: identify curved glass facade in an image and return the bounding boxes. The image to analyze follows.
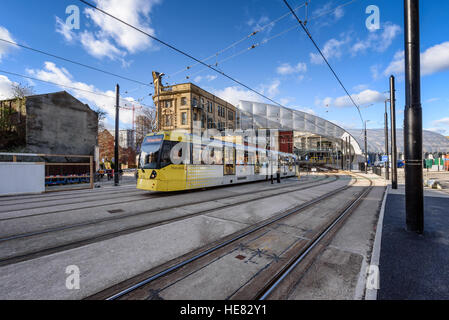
[347,129,449,154]
[237,100,363,156]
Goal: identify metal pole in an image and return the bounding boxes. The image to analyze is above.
[390,76,398,189]
[365,122,368,174]
[348,136,352,171]
[384,100,390,181]
[344,137,348,170]
[114,84,120,186]
[341,140,344,170]
[404,0,424,233]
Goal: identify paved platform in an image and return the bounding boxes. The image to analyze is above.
[377,185,449,300]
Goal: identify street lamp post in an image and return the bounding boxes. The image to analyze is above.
[384,99,390,181]
[390,76,398,189]
[114,84,120,186]
[404,0,424,233]
[365,120,370,174]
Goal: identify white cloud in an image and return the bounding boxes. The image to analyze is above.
[329,119,357,129]
[55,0,161,60]
[291,106,316,115]
[80,31,125,60]
[0,26,16,62]
[351,23,401,55]
[0,75,16,99]
[383,51,405,75]
[276,62,307,75]
[334,7,345,20]
[318,89,386,108]
[384,42,449,76]
[370,64,382,80]
[214,86,264,106]
[213,78,281,106]
[193,74,217,83]
[353,84,369,92]
[310,37,348,64]
[55,17,75,42]
[247,16,274,34]
[26,62,140,125]
[426,98,440,103]
[260,79,281,98]
[335,89,386,108]
[433,118,449,127]
[280,98,291,105]
[426,127,448,135]
[312,2,345,27]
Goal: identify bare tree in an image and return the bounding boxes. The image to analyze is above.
[92,107,108,131]
[135,107,157,150]
[11,83,34,99]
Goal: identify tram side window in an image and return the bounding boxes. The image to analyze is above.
[224,146,236,175]
[160,141,180,168]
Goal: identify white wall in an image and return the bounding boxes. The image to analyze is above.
[0,163,45,196]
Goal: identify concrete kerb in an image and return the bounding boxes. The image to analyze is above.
[364,184,390,300]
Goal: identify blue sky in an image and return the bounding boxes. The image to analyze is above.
[0,0,448,135]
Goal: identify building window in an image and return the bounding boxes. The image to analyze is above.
[228,110,234,121]
[218,122,225,131]
[181,97,187,106]
[192,97,198,107]
[201,98,205,109]
[207,117,215,129]
[181,112,187,125]
[208,102,214,113]
[165,100,172,108]
[193,113,198,121]
[218,106,225,118]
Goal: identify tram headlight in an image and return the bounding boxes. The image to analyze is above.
[150,170,157,179]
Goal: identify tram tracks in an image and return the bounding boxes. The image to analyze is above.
[0,176,307,221]
[0,174,342,266]
[86,173,373,300]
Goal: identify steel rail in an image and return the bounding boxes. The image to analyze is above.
[0,175,304,221]
[102,175,357,300]
[0,190,151,213]
[258,175,373,300]
[0,175,334,254]
[0,176,339,266]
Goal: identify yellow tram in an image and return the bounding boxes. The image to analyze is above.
[137,130,298,192]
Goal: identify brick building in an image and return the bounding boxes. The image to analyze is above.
[0,91,98,155]
[152,72,238,132]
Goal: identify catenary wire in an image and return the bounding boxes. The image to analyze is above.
[0,38,152,88]
[77,0,355,136]
[0,69,154,109]
[283,0,364,124]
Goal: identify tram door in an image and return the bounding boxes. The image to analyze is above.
[224,146,236,176]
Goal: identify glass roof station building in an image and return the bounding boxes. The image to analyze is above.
[236,101,449,168]
[236,100,364,169]
[347,129,449,160]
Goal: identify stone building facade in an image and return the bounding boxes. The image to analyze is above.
[0,91,98,155]
[152,72,238,132]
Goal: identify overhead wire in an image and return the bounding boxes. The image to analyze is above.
[78,0,286,108]
[77,0,359,136]
[0,38,153,88]
[0,69,154,109]
[282,0,364,125]
[166,1,308,80]
[179,0,360,82]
